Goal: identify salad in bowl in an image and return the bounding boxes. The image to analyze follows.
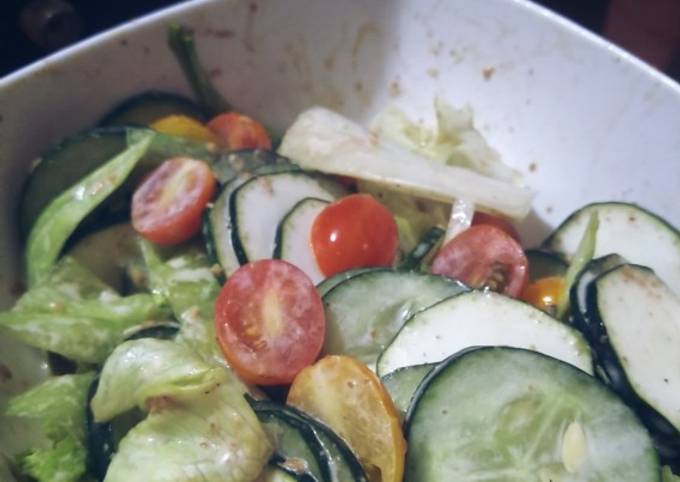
[0,20,679,482]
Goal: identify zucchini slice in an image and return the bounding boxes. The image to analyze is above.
[248,398,368,482]
[230,172,346,264]
[586,264,680,466]
[99,91,208,126]
[525,249,568,281]
[380,363,434,420]
[19,127,128,237]
[204,164,300,277]
[543,202,680,295]
[569,254,626,339]
[377,290,592,376]
[316,268,380,297]
[405,347,660,482]
[273,197,328,284]
[323,270,467,369]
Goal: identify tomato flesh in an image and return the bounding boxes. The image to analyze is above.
[431,225,528,297]
[131,157,216,246]
[207,112,271,150]
[287,355,406,482]
[214,259,325,385]
[471,211,520,241]
[311,194,398,277]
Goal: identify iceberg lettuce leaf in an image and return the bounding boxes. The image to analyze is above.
[104,370,271,482]
[91,339,223,422]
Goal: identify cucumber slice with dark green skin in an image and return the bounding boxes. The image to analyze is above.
[315,268,380,297]
[542,202,680,296]
[249,400,325,482]
[273,197,329,284]
[19,127,128,238]
[585,264,680,468]
[377,290,592,377]
[204,163,301,278]
[569,254,626,340]
[380,363,434,420]
[525,249,568,281]
[230,172,346,265]
[405,346,661,482]
[323,270,467,370]
[247,398,368,482]
[99,91,208,126]
[398,227,444,271]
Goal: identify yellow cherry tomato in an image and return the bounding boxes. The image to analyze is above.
[287,355,405,482]
[150,114,218,143]
[521,276,565,315]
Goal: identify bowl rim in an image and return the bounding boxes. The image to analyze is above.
[1,0,679,98]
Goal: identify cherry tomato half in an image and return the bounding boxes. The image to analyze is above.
[131,157,216,246]
[288,355,406,482]
[430,225,528,297]
[471,211,520,241]
[310,194,399,277]
[521,276,565,315]
[207,112,272,150]
[214,259,325,385]
[150,114,218,143]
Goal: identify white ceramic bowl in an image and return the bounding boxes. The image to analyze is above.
[1,0,679,460]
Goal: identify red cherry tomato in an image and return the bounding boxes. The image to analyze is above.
[214,259,325,385]
[431,225,528,297]
[472,211,520,241]
[310,194,398,277]
[131,157,216,246]
[207,112,271,150]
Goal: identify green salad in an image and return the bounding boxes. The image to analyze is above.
[0,25,679,482]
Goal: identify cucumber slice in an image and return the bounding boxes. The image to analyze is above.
[377,290,592,376]
[274,198,328,284]
[19,127,127,237]
[248,398,368,482]
[67,223,144,293]
[586,264,680,466]
[204,164,301,277]
[543,202,680,295]
[405,347,660,482]
[380,364,434,419]
[323,270,467,369]
[99,91,207,126]
[316,268,380,297]
[569,254,626,339]
[250,402,325,482]
[525,249,568,281]
[231,172,346,264]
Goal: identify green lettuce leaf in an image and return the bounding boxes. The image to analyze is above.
[19,434,87,482]
[6,372,94,440]
[91,339,224,422]
[104,370,271,482]
[662,467,680,482]
[139,240,223,365]
[5,373,94,482]
[0,257,167,363]
[26,132,154,286]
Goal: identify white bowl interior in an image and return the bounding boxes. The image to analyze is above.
[1,0,680,458]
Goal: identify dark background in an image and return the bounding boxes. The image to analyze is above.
[1,0,678,80]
